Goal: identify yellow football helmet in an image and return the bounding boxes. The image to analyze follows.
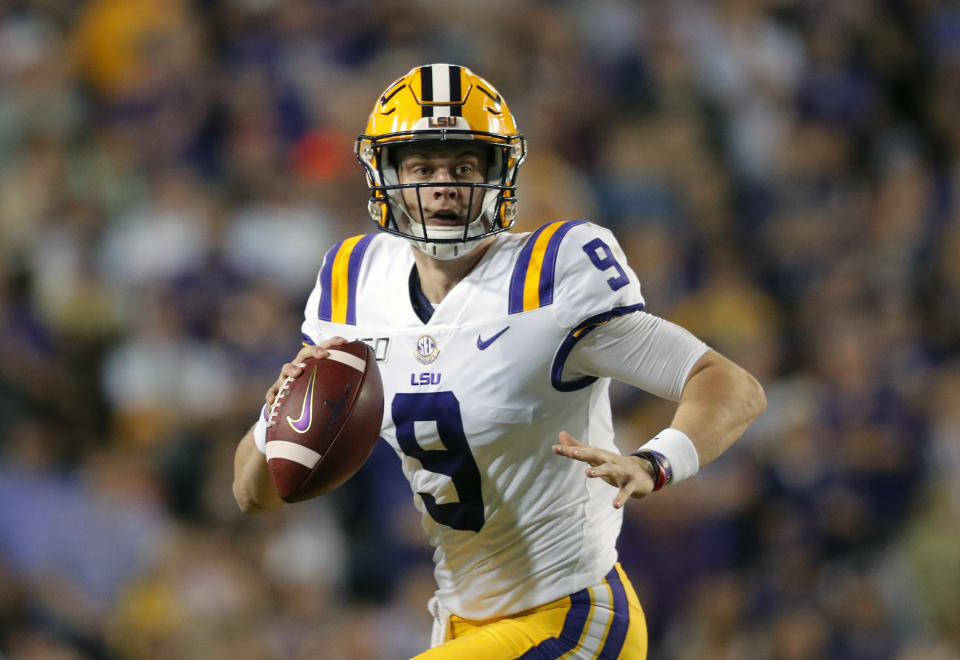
[355,64,526,259]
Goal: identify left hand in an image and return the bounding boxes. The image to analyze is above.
[552,431,656,508]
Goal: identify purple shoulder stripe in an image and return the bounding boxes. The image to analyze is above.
[507,223,551,314]
[507,220,588,314]
[345,234,376,325]
[537,219,586,308]
[318,239,344,322]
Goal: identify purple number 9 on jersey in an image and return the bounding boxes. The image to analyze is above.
[582,238,629,291]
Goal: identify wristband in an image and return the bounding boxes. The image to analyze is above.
[631,428,699,486]
[252,404,269,455]
[631,450,670,491]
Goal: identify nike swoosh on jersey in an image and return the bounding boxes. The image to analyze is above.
[287,365,318,433]
[477,326,510,350]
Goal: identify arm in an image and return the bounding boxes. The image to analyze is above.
[233,425,283,514]
[231,336,349,514]
[669,349,766,466]
[553,313,766,506]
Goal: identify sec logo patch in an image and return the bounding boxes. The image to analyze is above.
[415,334,439,365]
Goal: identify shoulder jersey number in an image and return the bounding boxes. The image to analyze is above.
[582,237,629,291]
[391,392,485,532]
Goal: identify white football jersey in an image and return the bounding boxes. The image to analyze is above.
[301,220,645,620]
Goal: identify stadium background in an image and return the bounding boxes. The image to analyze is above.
[1,0,959,658]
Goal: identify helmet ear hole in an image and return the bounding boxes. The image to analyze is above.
[367,200,386,225]
[503,201,517,225]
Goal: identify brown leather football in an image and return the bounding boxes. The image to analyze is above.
[265,341,383,502]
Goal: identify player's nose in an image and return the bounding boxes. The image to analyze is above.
[431,169,460,199]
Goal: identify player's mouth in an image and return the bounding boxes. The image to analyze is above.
[426,210,466,226]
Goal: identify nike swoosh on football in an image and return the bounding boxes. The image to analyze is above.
[477,326,510,350]
[287,365,318,433]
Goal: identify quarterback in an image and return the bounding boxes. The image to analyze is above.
[233,64,766,659]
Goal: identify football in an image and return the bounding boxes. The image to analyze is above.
[265,341,383,502]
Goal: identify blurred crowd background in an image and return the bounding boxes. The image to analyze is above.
[1,0,959,658]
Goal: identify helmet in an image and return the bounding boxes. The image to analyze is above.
[356,64,526,260]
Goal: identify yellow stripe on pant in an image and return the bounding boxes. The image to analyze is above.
[412,563,647,660]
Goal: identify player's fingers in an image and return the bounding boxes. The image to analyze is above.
[552,441,588,461]
[266,373,287,400]
[265,380,281,405]
[557,430,580,447]
[579,445,614,467]
[587,463,634,492]
[553,432,617,468]
[267,360,303,404]
[317,336,349,349]
[556,444,608,467]
[295,345,330,363]
[553,430,583,459]
[613,483,635,509]
[553,431,603,461]
[586,463,615,479]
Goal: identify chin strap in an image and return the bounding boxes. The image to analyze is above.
[414,239,468,260]
[409,226,487,260]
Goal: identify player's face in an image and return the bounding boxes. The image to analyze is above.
[395,145,489,229]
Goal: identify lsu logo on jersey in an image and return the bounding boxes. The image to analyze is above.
[410,372,442,386]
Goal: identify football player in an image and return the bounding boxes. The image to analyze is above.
[233,64,766,659]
